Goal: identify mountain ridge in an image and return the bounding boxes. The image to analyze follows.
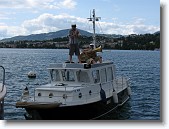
[0,29,92,42]
[0,29,160,42]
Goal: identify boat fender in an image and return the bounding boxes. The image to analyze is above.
[23,87,29,96]
[100,88,106,104]
[127,87,132,96]
[22,87,29,101]
[28,71,36,78]
[112,92,118,104]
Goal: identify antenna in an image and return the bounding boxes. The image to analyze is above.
[87,9,101,49]
[87,10,92,21]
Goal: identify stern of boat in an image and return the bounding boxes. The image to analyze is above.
[114,76,131,105]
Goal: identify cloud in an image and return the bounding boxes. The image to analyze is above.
[0,24,8,39]
[0,13,160,39]
[0,23,27,39]
[22,13,86,34]
[95,19,159,35]
[0,13,86,39]
[0,0,77,9]
[58,0,77,9]
[0,12,16,20]
[0,14,10,20]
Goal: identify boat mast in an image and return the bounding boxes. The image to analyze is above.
[88,9,101,49]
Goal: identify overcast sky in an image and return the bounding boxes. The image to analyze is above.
[0,0,160,39]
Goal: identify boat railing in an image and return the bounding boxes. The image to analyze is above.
[27,83,114,104]
[23,76,130,103]
[0,66,5,93]
[115,76,130,91]
[31,89,110,103]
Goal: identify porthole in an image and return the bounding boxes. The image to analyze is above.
[89,90,92,95]
[63,94,67,99]
[49,93,53,98]
[38,93,41,96]
[79,93,82,98]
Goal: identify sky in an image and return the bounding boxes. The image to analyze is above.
[0,0,160,39]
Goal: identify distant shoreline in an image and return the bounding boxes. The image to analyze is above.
[0,47,160,51]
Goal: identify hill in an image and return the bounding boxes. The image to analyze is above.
[0,29,92,42]
[0,29,160,42]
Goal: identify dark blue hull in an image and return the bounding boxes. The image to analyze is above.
[24,88,130,120]
[0,99,4,120]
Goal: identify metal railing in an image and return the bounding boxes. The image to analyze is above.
[115,76,130,91]
[0,66,5,92]
[22,83,114,105]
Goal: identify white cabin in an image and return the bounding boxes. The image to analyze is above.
[30,62,128,107]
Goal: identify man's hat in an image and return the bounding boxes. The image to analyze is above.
[90,43,94,46]
[71,24,76,27]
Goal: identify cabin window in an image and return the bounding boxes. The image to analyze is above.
[50,69,60,81]
[107,67,113,81]
[62,69,75,81]
[76,70,89,83]
[100,68,107,83]
[92,70,100,83]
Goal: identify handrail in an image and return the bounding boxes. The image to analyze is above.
[28,86,113,103]
[0,66,5,92]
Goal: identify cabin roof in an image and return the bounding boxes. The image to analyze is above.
[47,61,114,70]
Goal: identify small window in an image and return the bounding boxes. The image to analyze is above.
[92,70,100,83]
[62,70,75,81]
[76,70,89,83]
[107,67,113,81]
[50,69,60,81]
[101,68,107,83]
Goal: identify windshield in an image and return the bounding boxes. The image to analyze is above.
[61,69,75,81]
[76,70,90,83]
[50,69,61,81]
[92,70,100,83]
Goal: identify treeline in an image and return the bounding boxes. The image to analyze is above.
[112,33,160,50]
[0,32,160,50]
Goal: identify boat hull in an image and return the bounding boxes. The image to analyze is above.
[22,88,130,120]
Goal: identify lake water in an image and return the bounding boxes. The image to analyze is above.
[0,48,160,120]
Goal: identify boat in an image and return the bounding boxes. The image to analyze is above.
[16,9,132,120]
[0,66,7,120]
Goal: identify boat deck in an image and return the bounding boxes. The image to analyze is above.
[47,61,114,70]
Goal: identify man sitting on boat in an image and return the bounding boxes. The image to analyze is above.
[80,44,102,64]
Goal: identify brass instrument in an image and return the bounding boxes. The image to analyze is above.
[93,45,102,52]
